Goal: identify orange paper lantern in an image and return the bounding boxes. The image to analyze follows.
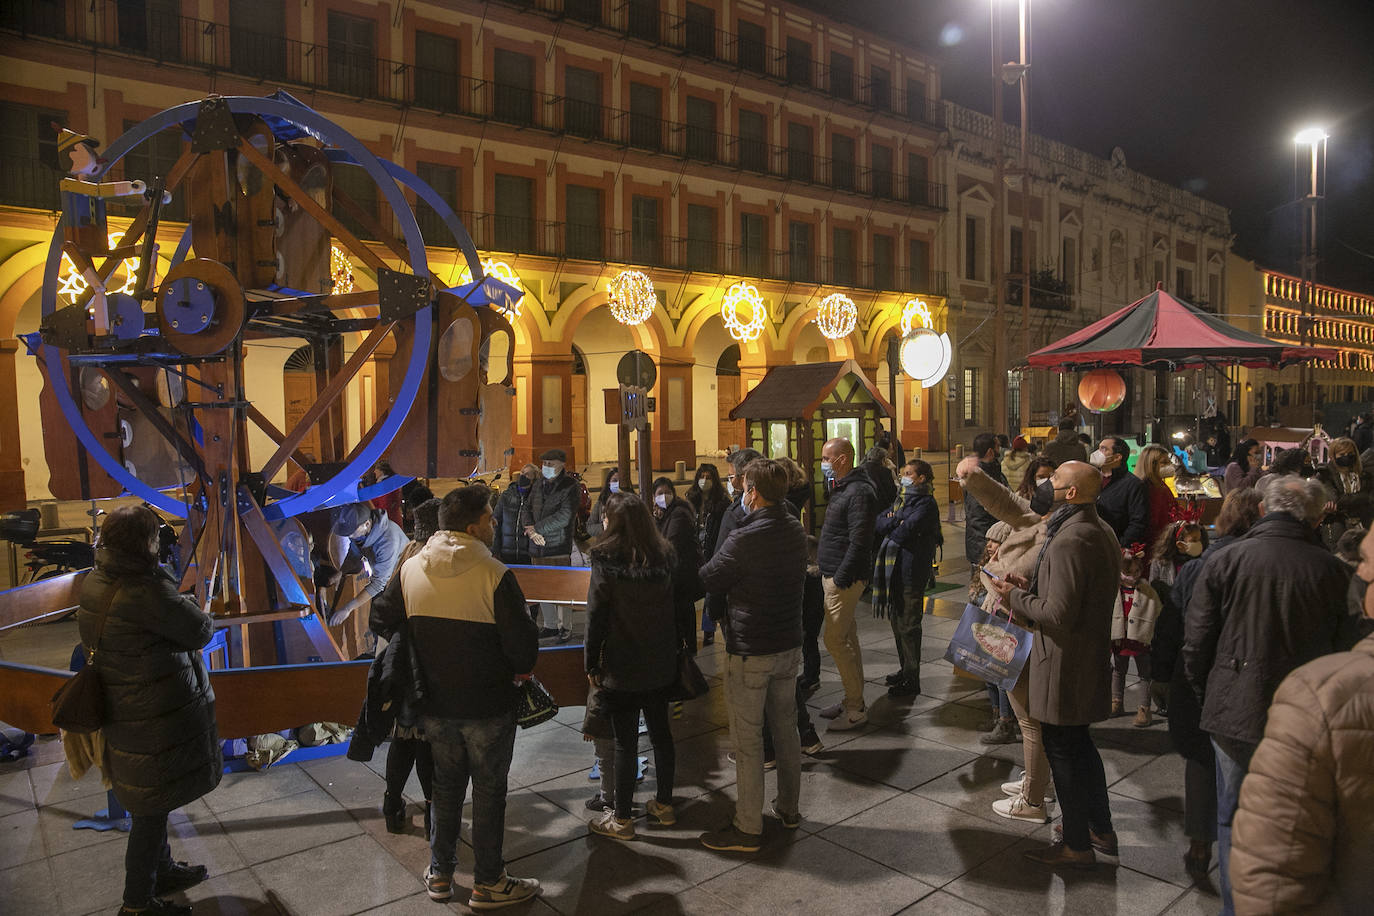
[1078,369,1126,413]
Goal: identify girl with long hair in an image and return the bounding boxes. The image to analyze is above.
[1134,444,1178,556]
[1223,438,1263,494]
[584,493,679,841]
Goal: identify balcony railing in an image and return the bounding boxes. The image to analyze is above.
[10,1,946,131]
[0,156,61,211]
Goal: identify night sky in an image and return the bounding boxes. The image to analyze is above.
[805,0,1374,295]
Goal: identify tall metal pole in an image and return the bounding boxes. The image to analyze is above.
[989,3,1008,436]
[1017,0,1032,427]
[1299,136,1323,422]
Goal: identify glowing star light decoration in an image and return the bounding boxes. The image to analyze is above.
[899,327,953,389]
[814,293,857,340]
[451,258,524,319]
[330,245,355,294]
[59,232,150,306]
[720,282,766,342]
[607,269,656,326]
[900,298,933,336]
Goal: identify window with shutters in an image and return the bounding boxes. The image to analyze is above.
[627,0,659,41]
[786,38,812,86]
[906,78,928,120]
[415,31,459,112]
[0,103,64,210]
[831,134,855,191]
[740,212,767,276]
[738,109,767,172]
[629,82,662,150]
[631,196,661,265]
[869,65,891,109]
[564,67,603,139]
[0,0,65,38]
[565,185,602,260]
[908,238,931,292]
[736,20,766,73]
[684,3,715,57]
[332,164,379,240]
[872,234,894,290]
[328,12,376,98]
[830,52,853,99]
[494,173,534,252]
[229,0,286,80]
[963,368,982,426]
[788,221,813,282]
[494,50,535,127]
[686,204,717,270]
[787,122,813,183]
[871,143,893,199]
[907,152,929,206]
[415,162,459,244]
[832,227,856,286]
[565,0,600,26]
[117,0,180,61]
[685,96,717,162]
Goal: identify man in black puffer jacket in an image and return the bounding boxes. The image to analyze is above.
[704,448,761,628]
[817,437,879,731]
[78,506,220,916]
[698,458,806,853]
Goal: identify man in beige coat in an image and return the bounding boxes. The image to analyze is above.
[989,461,1122,868]
[1229,526,1374,914]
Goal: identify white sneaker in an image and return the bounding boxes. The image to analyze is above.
[827,707,868,731]
[588,809,636,841]
[468,872,541,909]
[992,794,1049,824]
[1000,774,1055,803]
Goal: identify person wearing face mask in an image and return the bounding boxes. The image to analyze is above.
[587,468,631,539]
[687,463,730,647]
[1133,444,1178,559]
[493,464,539,565]
[953,453,1057,823]
[651,477,704,655]
[1222,438,1264,494]
[380,486,541,908]
[963,434,1009,594]
[1316,437,1374,551]
[987,462,1123,866]
[1094,437,1149,549]
[871,460,941,698]
[816,437,880,731]
[520,448,581,640]
[704,448,763,634]
[1182,475,1359,914]
[328,501,410,630]
[1228,525,1374,915]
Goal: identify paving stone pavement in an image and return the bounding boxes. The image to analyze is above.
[0,511,1221,915]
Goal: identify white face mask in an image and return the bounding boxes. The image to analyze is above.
[608,480,620,493]
[541,464,557,480]
[697,479,709,490]
[654,493,668,509]
[1179,540,1204,557]
[726,479,736,497]
[1089,450,1108,469]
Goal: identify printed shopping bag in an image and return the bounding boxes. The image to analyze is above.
[942,602,1033,692]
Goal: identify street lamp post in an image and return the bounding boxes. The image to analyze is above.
[1294,127,1327,420]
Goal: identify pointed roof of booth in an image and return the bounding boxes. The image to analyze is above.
[729,360,893,421]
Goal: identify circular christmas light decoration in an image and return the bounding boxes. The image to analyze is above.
[814,293,857,340]
[899,327,953,389]
[60,232,149,307]
[900,298,933,336]
[607,269,657,326]
[330,245,355,294]
[720,282,767,342]
[452,258,524,319]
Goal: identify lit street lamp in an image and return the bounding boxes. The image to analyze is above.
[1294,126,1327,415]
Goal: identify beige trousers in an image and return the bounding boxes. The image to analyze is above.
[821,577,867,712]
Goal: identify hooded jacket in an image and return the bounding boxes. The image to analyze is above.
[377,531,540,719]
[1182,511,1356,750]
[77,548,220,816]
[1043,429,1088,466]
[819,466,879,588]
[700,503,807,657]
[1002,450,1033,494]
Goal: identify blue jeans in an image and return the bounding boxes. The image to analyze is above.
[724,647,802,835]
[422,711,517,886]
[1213,738,1255,916]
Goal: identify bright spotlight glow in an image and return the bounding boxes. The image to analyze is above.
[939,23,964,46]
[1294,127,1328,146]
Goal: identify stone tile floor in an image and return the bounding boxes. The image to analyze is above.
[0,590,1220,916]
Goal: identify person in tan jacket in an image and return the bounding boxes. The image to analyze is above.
[1229,526,1374,915]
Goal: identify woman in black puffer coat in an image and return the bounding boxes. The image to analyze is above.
[652,477,703,654]
[78,505,219,915]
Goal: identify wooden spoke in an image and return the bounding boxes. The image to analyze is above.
[259,321,396,481]
[234,137,388,273]
[104,370,210,482]
[245,404,313,470]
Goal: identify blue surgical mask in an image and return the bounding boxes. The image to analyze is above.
[900,475,915,488]
[609,480,620,493]
[542,465,557,480]
[654,493,668,509]
[821,461,834,480]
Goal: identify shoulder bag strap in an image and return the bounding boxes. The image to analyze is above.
[85,581,121,664]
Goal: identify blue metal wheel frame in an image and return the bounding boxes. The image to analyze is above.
[39,96,466,519]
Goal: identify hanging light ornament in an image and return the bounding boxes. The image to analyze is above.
[607,268,656,326]
[720,282,767,342]
[814,292,857,340]
[330,245,355,294]
[452,258,525,319]
[899,298,933,336]
[899,327,953,389]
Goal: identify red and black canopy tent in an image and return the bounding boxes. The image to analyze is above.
[1027,284,1338,371]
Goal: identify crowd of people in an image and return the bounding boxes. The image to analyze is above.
[73,416,1374,915]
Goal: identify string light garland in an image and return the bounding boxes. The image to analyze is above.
[720,282,766,342]
[59,232,147,307]
[814,292,857,340]
[607,269,656,326]
[330,245,355,294]
[453,258,524,319]
[900,298,933,336]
